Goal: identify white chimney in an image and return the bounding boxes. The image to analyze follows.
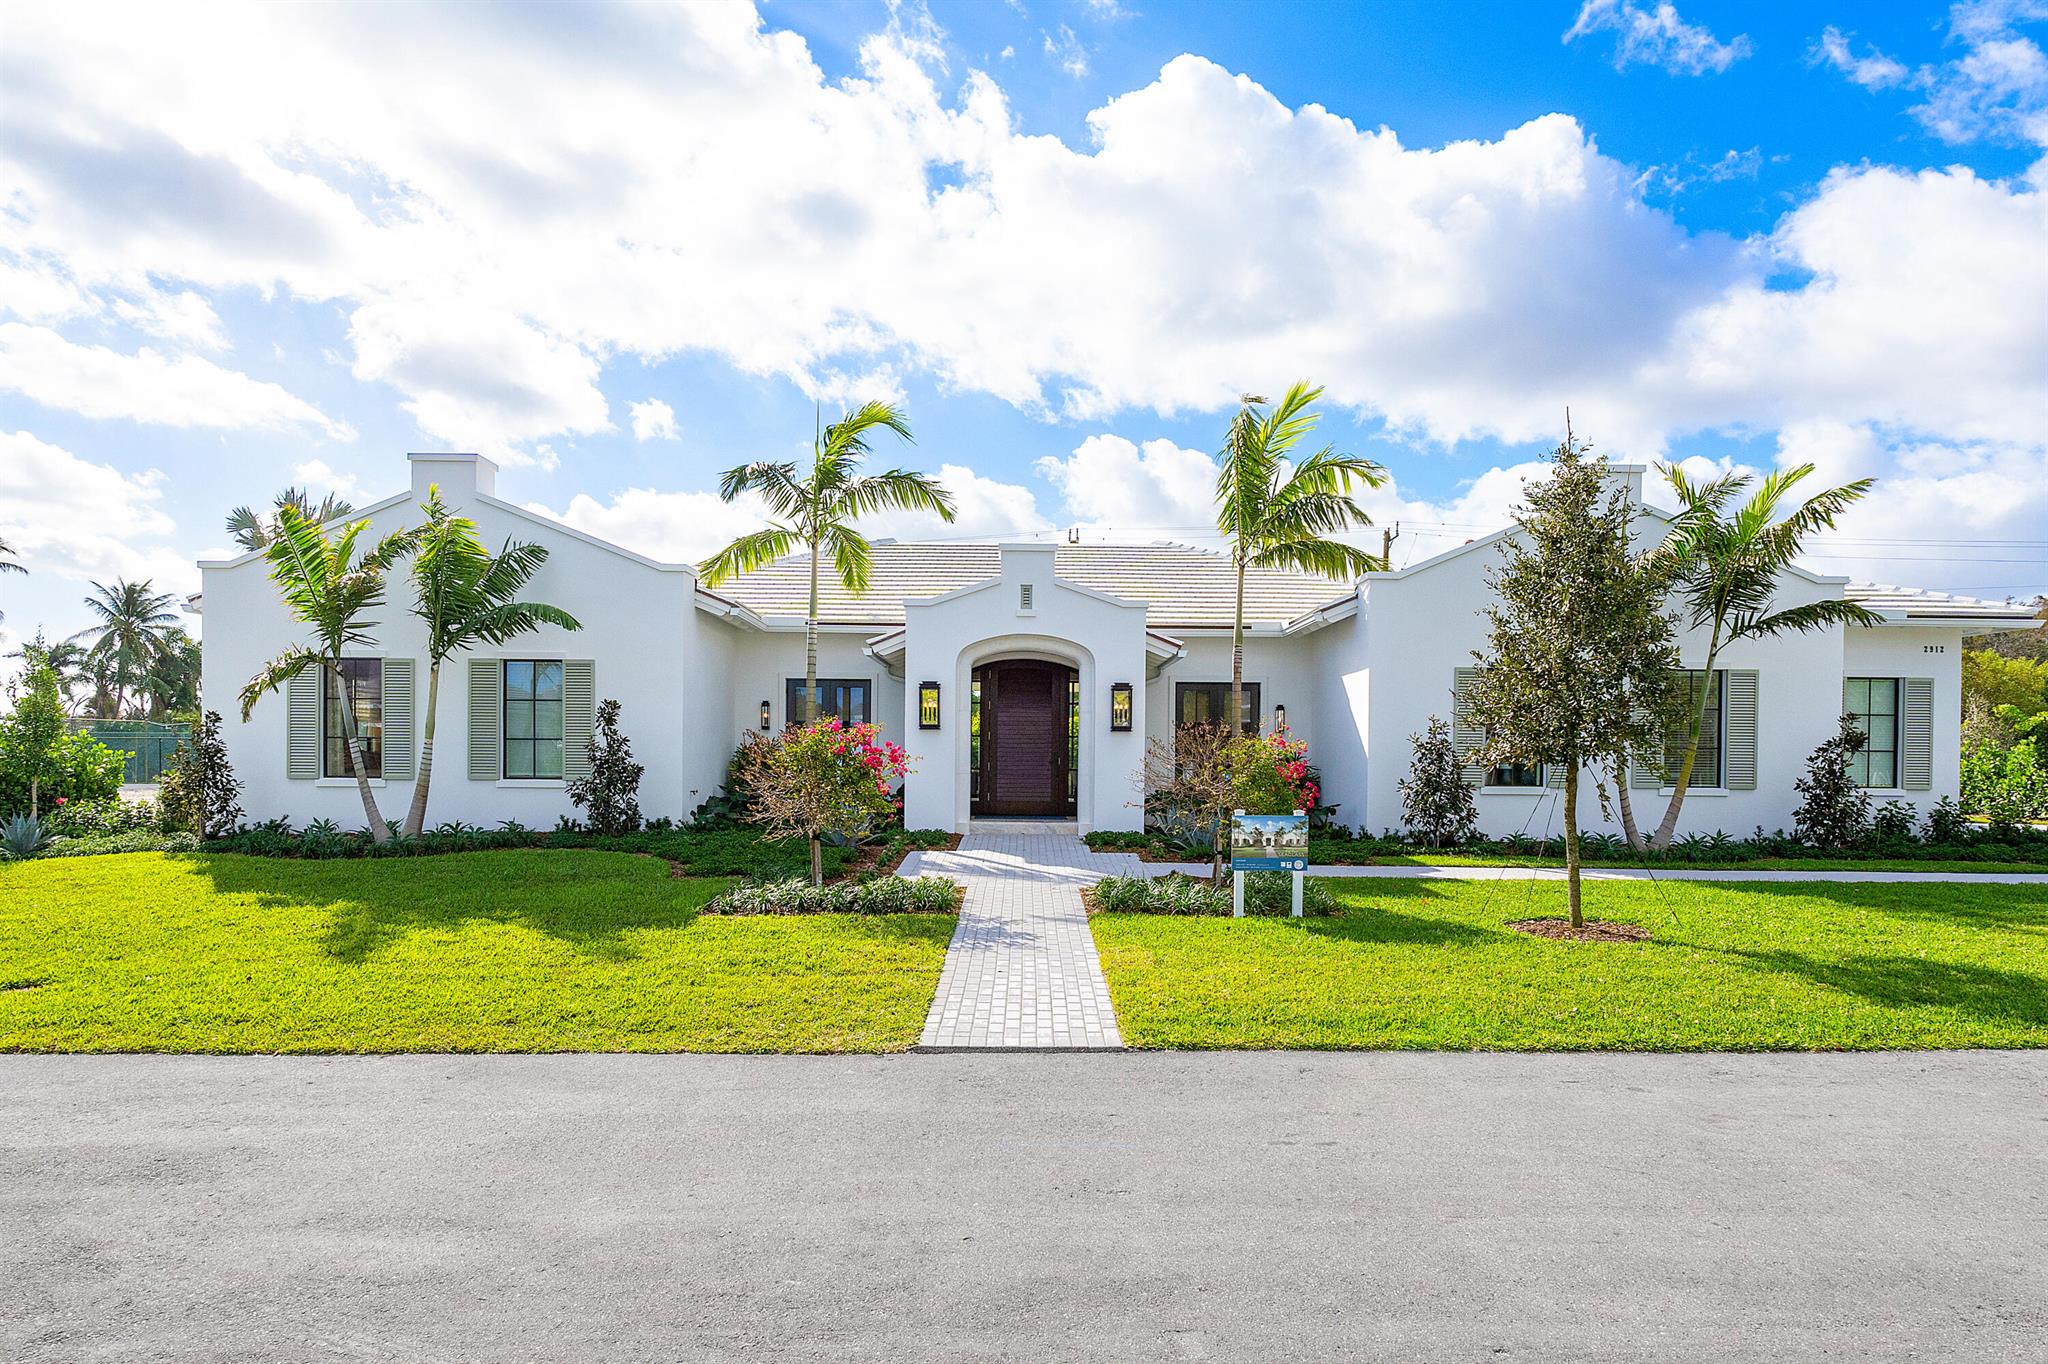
[409,452,499,505]
[1608,463,1646,506]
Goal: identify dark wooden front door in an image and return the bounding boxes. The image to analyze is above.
[972,660,1076,817]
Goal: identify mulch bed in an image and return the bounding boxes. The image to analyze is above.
[1509,918,1652,944]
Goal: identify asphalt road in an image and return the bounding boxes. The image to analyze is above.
[5,1052,2043,1362]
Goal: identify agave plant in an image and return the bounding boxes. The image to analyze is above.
[1,814,52,860]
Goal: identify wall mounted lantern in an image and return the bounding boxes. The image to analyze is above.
[918,681,942,730]
[759,700,772,731]
[1273,703,1286,733]
[1110,682,1134,732]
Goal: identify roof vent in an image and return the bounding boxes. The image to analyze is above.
[1019,583,1034,611]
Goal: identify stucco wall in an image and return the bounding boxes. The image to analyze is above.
[1842,624,1967,812]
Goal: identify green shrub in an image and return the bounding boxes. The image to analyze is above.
[1962,736,2048,824]
[0,729,126,819]
[1090,872,1336,916]
[706,875,960,915]
[44,829,199,857]
[44,796,161,839]
[567,698,643,836]
[157,711,244,838]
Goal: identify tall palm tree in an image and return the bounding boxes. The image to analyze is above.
[400,486,581,837]
[700,402,955,722]
[71,579,181,717]
[240,505,417,842]
[1216,382,1387,729]
[0,533,25,624]
[6,633,89,711]
[227,486,356,552]
[1642,462,1881,849]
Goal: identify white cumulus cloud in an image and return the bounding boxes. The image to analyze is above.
[1564,1,1752,76]
[629,398,678,442]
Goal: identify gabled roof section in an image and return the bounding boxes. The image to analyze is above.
[709,542,1353,629]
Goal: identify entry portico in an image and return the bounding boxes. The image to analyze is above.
[878,542,1162,832]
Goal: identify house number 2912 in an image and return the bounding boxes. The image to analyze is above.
[1923,645,1946,653]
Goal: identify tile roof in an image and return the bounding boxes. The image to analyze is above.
[708,541,1354,628]
[1845,583,2042,621]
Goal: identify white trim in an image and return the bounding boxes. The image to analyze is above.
[495,779,565,790]
[315,778,387,789]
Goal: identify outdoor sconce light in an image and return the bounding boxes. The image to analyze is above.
[918,681,942,730]
[1274,703,1286,732]
[1110,682,1133,732]
[759,700,772,731]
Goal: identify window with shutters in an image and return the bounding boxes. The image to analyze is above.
[1845,677,1900,788]
[1662,669,1723,788]
[785,678,872,726]
[1176,681,1260,735]
[503,660,565,779]
[323,658,383,778]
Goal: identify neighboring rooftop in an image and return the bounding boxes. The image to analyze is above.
[1845,583,2043,622]
[709,542,1353,629]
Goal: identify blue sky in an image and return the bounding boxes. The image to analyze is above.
[2,0,2045,655]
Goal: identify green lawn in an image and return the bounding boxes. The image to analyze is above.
[1092,878,2048,1050]
[0,851,954,1053]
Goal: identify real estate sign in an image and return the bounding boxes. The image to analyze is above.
[1229,811,1309,872]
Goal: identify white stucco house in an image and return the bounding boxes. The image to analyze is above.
[198,452,2034,838]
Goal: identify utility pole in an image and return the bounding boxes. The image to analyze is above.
[1381,521,1400,571]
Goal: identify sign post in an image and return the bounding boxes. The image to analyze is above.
[1228,809,1311,918]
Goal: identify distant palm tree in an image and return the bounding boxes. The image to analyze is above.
[227,486,356,552]
[1641,462,1881,849]
[0,533,23,624]
[400,486,581,837]
[144,627,203,718]
[239,505,417,842]
[5,632,88,711]
[1215,382,1387,729]
[700,402,954,722]
[71,579,181,717]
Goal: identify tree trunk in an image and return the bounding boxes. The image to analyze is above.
[1230,557,1248,734]
[809,835,823,888]
[331,659,390,843]
[402,660,441,838]
[1563,763,1583,929]
[1650,626,1722,850]
[1614,754,1643,851]
[804,540,820,724]
[29,775,39,820]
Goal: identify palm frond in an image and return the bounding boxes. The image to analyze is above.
[239,645,320,721]
[838,469,957,523]
[698,526,800,586]
[1732,597,1885,640]
[824,522,874,595]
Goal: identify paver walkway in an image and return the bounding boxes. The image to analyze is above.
[901,821,1136,1050]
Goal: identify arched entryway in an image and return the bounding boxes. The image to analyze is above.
[970,658,1079,817]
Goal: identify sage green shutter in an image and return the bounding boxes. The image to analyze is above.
[1450,667,1485,787]
[286,666,320,779]
[1902,677,1934,790]
[1723,669,1759,791]
[468,658,502,781]
[1547,760,1567,789]
[562,660,596,782]
[380,658,416,782]
[1630,707,1664,789]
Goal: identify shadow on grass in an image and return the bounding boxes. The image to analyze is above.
[190,850,950,966]
[1725,947,2048,1027]
[1299,884,1502,946]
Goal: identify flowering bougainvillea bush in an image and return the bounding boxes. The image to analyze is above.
[1230,726,1319,815]
[733,719,912,885]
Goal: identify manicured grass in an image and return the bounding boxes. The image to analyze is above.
[1319,852,2048,874]
[1092,878,2048,1050]
[0,851,954,1053]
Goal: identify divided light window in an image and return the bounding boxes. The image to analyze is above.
[1846,677,1900,788]
[504,660,565,779]
[1487,760,1544,788]
[323,658,383,779]
[1662,669,1723,788]
[786,678,871,726]
[1176,681,1260,735]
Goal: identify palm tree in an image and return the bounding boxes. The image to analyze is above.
[0,533,25,624]
[700,402,955,722]
[71,579,181,717]
[227,486,356,552]
[143,627,203,718]
[6,633,89,711]
[1216,382,1387,729]
[239,505,417,842]
[400,486,581,837]
[1642,462,1882,849]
